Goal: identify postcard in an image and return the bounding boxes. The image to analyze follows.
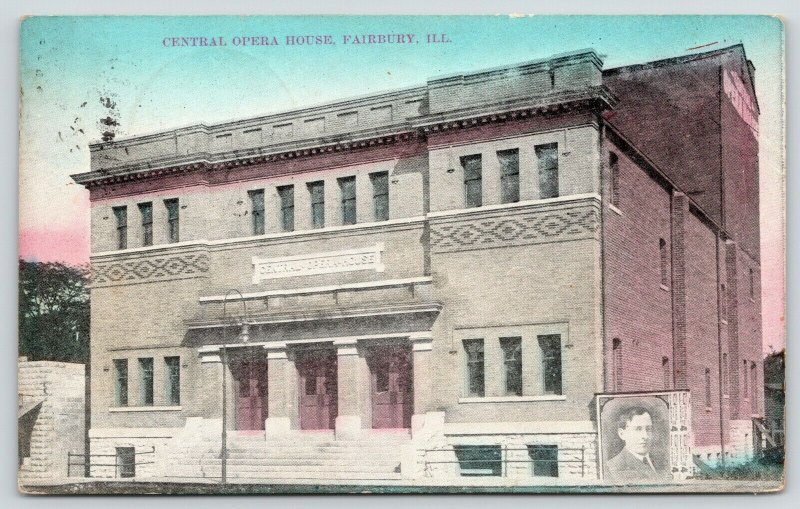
[17,15,785,494]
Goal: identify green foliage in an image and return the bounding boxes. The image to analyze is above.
[18,259,89,362]
[694,455,784,481]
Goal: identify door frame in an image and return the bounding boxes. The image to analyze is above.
[296,348,338,430]
[367,344,414,429]
[230,355,268,431]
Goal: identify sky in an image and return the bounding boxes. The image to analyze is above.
[17,15,785,352]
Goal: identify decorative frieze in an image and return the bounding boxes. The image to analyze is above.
[91,252,209,287]
[430,200,600,253]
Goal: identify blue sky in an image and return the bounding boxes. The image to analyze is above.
[17,15,784,350]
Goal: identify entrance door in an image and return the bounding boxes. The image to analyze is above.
[232,359,268,430]
[297,351,337,430]
[370,347,413,429]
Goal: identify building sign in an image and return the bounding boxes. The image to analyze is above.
[252,243,384,283]
[723,69,759,138]
[596,391,692,484]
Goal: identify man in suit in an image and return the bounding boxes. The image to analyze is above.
[604,407,672,483]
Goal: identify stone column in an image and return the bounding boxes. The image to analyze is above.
[409,332,434,420]
[265,343,292,436]
[334,339,363,439]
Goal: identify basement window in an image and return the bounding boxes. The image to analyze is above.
[454,445,502,477]
[116,447,135,478]
[529,444,559,477]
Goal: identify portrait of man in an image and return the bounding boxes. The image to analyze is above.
[604,406,672,483]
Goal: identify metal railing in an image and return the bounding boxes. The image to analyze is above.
[67,447,155,478]
[423,445,586,478]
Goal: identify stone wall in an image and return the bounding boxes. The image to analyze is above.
[18,359,85,482]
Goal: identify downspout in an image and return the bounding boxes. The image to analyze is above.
[598,116,608,393]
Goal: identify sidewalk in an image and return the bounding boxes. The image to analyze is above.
[19,476,784,495]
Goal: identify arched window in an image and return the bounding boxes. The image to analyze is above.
[659,238,669,287]
[612,338,622,391]
[609,152,620,208]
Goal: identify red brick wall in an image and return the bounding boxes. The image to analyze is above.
[602,135,735,450]
[602,139,674,392]
[684,212,723,447]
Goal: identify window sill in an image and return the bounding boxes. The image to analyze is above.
[608,204,623,216]
[720,319,728,325]
[723,394,730,399]
[109,406,182,413]
[660,284,670,292]
[459,395,566,404]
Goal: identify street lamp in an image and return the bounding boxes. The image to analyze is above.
[220,289,248,485]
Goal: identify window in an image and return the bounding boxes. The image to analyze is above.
[278,185,294,232]
[116,447,135,478]
[704,368,712,409]
[138,202,153,246]
[538,335,562,395]
[749,268,756,299]
[308,181,325,229]
[113,206,127,249]
[138,358,154,406]
[462,154,482,208]
[248,189,265,235]
[612,338,622,392]
[464,339,485,397]
[720,284,728,321]
[536,143,559,199]
[750,362,757,411]
[500,337,522,396]
[164,199,179,243]
[164,356,180,405]
[743,360,749,399]
[371,172,389,221]
[498,149,520,204]
[609,152,620,207]
[659,239,669,287]
[529,445,559,477]
[339,176,356,225]
[454,445,502,477]
[722,353,729,395]
[662,357,671,390]
[113,359,128,406]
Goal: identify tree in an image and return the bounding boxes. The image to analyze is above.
[18,259,89,363]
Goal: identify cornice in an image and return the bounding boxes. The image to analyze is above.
[73,87,614,190]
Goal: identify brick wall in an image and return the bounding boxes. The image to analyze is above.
[602,141,674,392]
[684,212,723,449]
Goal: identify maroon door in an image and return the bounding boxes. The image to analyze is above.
[370,347,413,429]
[297,351,337,430]
[232,359,268,430]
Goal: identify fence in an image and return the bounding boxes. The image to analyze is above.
[67,447,155,478]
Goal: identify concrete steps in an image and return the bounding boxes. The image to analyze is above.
[161,433,408,481]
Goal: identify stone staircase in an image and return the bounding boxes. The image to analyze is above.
[163,428,409,481]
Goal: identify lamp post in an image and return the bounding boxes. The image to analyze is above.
[220,290,248,485]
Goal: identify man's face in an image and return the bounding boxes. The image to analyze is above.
[617,412,653,456]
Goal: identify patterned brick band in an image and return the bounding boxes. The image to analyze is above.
[430,204,600,253]
[91,253,210,287]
